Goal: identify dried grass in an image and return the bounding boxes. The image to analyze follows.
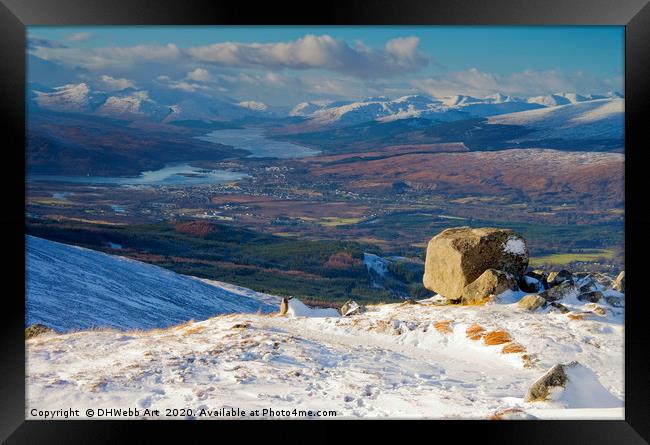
[483,330,511,345]
[501,343,526,354]
[567,312,586,320]
[183,326,206,336]
[434,320,453,334]
[466,324,486,340]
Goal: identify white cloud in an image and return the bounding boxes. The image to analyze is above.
[66,32,93,42]
[412,68,623,98]
[99,75,135,91]
[186,68,212,82]
[187,34,428,78]
[30,43,181,70]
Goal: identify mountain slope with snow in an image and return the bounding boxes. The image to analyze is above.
[487,98,624,143]
[26,290,623,419]
[26,236,279,331]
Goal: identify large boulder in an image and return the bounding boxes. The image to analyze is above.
[423,227,529,301]
[460,269,517,305]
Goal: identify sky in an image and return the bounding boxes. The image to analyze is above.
[27,26,624,107]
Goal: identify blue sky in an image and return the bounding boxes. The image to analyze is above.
[27,26,624,106]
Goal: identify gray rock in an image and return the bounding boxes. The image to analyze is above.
[549,301,570,313]
[546,270,573,288]
[539,280,579,302]
[340,299,363,316]
[460,268,518,305]
[577,290,604,303]
[520,275,544,293]
[518,294,547,311]
[423,227,529,301]
[613,271,625,292]
[605,295,624,308]
[524,361,579,402]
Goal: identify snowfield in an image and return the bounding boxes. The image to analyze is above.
[26,236,279,331]
[26,290,624,419]
[487,98,624,142]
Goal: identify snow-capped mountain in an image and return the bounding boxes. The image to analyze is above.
[488,98,624,142]
[30,83,276,123]
[26,236,278,331]
[292,92,623,127]
[33,83,97,113]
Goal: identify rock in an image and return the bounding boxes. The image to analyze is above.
[613,271,625,292]
[423,227,529,301]
[549,301,570,313]
[526,269,548,284]
[605,295,624,308]
[577,290,604,303]
[546,270,573,288]
[591,272,614,289]
[579,281,599,293]
[340,299,364,316]
[25,323,55,339]
[461,269,517,304]
[538,280,579,302]
[520,275,544,293]
[518,294,547,311]
[524,361,577,402]
[279,298,289,315]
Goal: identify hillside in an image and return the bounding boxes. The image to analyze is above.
[26,291,623,419]
[26,236,279,331]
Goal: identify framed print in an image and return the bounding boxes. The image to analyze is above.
[1,0,649,442]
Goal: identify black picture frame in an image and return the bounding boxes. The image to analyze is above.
[1,0,649,442]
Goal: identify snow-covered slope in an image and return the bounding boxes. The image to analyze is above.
[26,236,278,331]
[26,290,623,419]
[301,94,544,126]
[33,83,94,113]
[488,98,624,142]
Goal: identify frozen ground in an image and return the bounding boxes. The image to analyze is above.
[27,291,624,419]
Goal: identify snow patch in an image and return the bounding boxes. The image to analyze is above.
[286,299,340,318]
[503,237,527,256]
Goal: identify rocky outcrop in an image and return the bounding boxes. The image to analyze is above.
[423,227,528,301]
[461,269,517,305]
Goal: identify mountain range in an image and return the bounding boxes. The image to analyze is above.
[30,81,623,130]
